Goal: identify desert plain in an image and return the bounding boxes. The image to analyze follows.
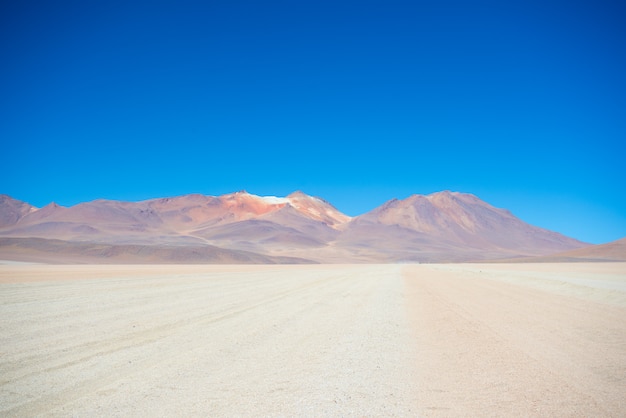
[1,262,625,417]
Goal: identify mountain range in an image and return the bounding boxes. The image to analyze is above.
[0,190,606,263]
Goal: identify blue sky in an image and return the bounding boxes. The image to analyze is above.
[1,0,625,244]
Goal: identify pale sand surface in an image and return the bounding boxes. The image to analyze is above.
[1,263,625,416]
[406,263,626,417]
[0,264,418,416]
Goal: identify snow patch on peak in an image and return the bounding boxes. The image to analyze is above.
[260,196,289,205]
[224,191,288,205]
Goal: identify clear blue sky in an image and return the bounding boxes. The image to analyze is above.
[1,0,625,244]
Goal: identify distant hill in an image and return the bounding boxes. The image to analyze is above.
[334,191,586,262]
[491,237,626,263]
[0,191,589,263]
[0,237,313,264]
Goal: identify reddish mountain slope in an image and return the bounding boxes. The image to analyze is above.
[0,195,37,227]
[0,191,590,263]
[337,191,587,262]
[0,191,347,244]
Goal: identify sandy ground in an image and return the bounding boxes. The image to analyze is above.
[0,264,418,416]
[1,263,625,417]
[406,263,626,417]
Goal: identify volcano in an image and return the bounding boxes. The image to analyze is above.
[0,191,591,263]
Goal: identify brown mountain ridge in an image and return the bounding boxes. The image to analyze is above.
[0,191,595,263]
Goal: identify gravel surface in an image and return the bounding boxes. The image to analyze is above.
[1,263,624,417]
[406,263,626,417]
[0,264,418,417]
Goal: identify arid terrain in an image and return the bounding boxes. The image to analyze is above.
[0,191,589,263]
[1,262,624,416]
